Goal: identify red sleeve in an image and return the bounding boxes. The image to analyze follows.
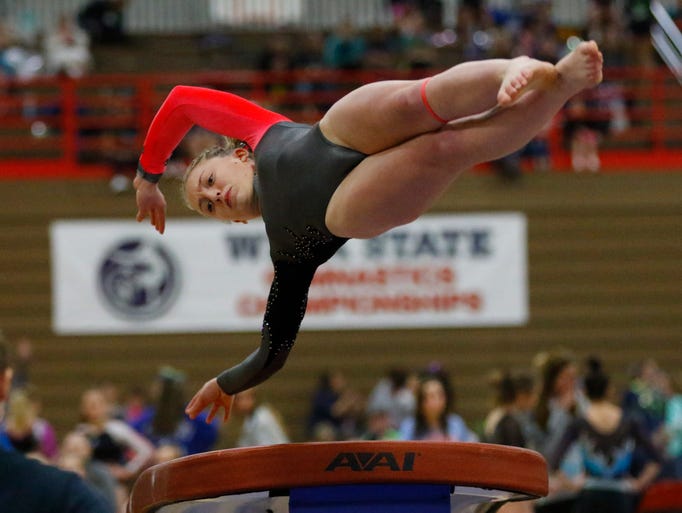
[138,85,290,178]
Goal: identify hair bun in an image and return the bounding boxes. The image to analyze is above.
[586,356,603,374]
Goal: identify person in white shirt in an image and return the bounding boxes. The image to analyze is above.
[233,387,289,447]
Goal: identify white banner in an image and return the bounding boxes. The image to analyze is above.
[50,213,527,335]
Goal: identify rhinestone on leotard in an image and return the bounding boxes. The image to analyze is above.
[276,225,335,263]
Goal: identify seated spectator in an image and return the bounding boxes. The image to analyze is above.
[366,367,417,430]
[510,370,544,453]
[44,13,92,78]
[483,370,526,447]
[1,386,58,463]
[25,386,59,461]
[77,0,128,45]
[533,349,584,513]
[0,19,44,79]
[59,430,118,511]
[323,20,366,70]
[129,367,220,456]
[1,389,42,458]
[399,370,477,442]
[661,371,682,479]
[622,358,668,476]
[76,387,154,483]
[361,404,401,441]
[233,387,289,447]
[123,385,153,428]
[307,370,365,441]
[622,359,667,439]
[548,357,662,513]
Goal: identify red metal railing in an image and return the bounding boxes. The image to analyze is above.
[1,66,680,179]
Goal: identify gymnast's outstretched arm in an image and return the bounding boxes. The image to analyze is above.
[186,261,316,422]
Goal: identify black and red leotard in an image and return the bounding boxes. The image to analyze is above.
[138,86,366,394]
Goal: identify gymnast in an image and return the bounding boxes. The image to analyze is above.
[134,41,603,424]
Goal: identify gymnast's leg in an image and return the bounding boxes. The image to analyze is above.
[320,55,556,155]
[326,42,603,239]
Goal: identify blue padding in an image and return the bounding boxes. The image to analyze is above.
[290,484,451,513]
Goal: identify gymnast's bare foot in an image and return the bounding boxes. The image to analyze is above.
[556,40,604,96]
[497,56,557,106]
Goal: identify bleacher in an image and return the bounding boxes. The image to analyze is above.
[2,61,681,179]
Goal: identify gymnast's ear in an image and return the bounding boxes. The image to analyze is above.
[233,147,250,161]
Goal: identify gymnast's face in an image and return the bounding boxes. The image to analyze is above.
[184,148,260,223]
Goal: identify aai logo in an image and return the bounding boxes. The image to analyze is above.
[98,238,180,320]
[325,452,417,472]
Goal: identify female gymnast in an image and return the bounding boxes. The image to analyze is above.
[134,41,603,424]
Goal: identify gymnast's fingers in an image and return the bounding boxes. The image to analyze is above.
[185,394,201,419]
[156,209,166,234]
[206,403,220,424]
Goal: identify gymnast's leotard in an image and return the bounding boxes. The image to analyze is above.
[138,86,366,394]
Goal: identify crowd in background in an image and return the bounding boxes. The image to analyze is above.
[1,0,681,180]
[1,333,681,513]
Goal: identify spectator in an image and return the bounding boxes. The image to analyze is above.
[58,430,119,511]
[483,370,526,447]
[548,357,662,513]
[563,89,607,173]
[366,367,417,430]
[534,349,583,457]
[129,366,220,456]
[511,370,544,453]
[0,19,44,79]
[1,389,43,458]
[307,370,365,440]
[0,386,58,462]
[100,382,127,421]
[660,371,682,479]
[323,21,366,70]
[77,0,128,45]
[361,405,402,441]
[76,387,154,483]
[25,386,59,461]
[622,359,667,440]
[233,387,289,447]
[533,349,584,513]
[123,385,153,428]
[399,371,478,442]
[394,7,437,69]
[625,0,656,68]
[44,13,92,78]
[0,336,114,512]
[483,371,534,513]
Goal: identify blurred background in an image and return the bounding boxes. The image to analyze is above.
[1,0,681,511]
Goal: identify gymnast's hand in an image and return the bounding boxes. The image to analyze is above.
[186,377,234,424]
[134,174,167,234]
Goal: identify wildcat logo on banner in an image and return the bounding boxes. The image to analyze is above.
[50,213,527,335]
